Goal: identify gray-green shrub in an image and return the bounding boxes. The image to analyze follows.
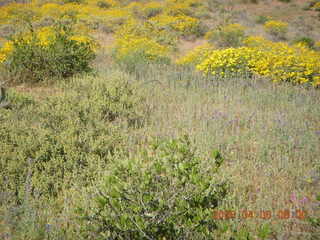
[0,71,146,204]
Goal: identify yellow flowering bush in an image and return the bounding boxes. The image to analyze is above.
[149,14,200,36]
[196,36,320,86]
[125,1,164,19]
[206,23,246,48]
[197,47,257,77]
[0,3,40,24]
[142,1,164,17]
[164,0,203,16]
[0,23,97,83]
[90,0,118,8]
[113,19,171,72]
[176,43,214,66]
[163,1,192,16]
[264,20,288,40]
[115,18,177,47]
[312,2,320,10]
[115,35,170,62]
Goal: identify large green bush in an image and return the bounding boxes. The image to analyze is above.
[77,135,228,239]
[0,71,146,204]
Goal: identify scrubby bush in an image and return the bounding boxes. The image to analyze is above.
[0,71,146,204]
[96,0,112,9]
[0,22,97,83]
[63,0,85,4]
[114,35,171,73]
[142,1,164,18]
[149,14,202,37]
[77,135,228,239]
[205,23,246,48]
[126,1,164,19]
[292,36,315,49]
[113,19,172,73]
[264,20,288,41]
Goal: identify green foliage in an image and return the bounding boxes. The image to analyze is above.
[77,135,228,239]
[0,72,146,204]
[1,22,96,84]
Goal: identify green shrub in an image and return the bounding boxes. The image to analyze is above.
[0,71,146,204]
[0,22,96,84]
[77,135,228,239]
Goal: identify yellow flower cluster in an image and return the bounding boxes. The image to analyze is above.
[264,20,288,38]
[195,36,320,86]
[176,43,214,65]
[69,35,98,51]
[37,26,57,46]
[0,41,14,63]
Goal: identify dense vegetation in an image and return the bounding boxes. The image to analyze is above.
[0,0,319,239]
